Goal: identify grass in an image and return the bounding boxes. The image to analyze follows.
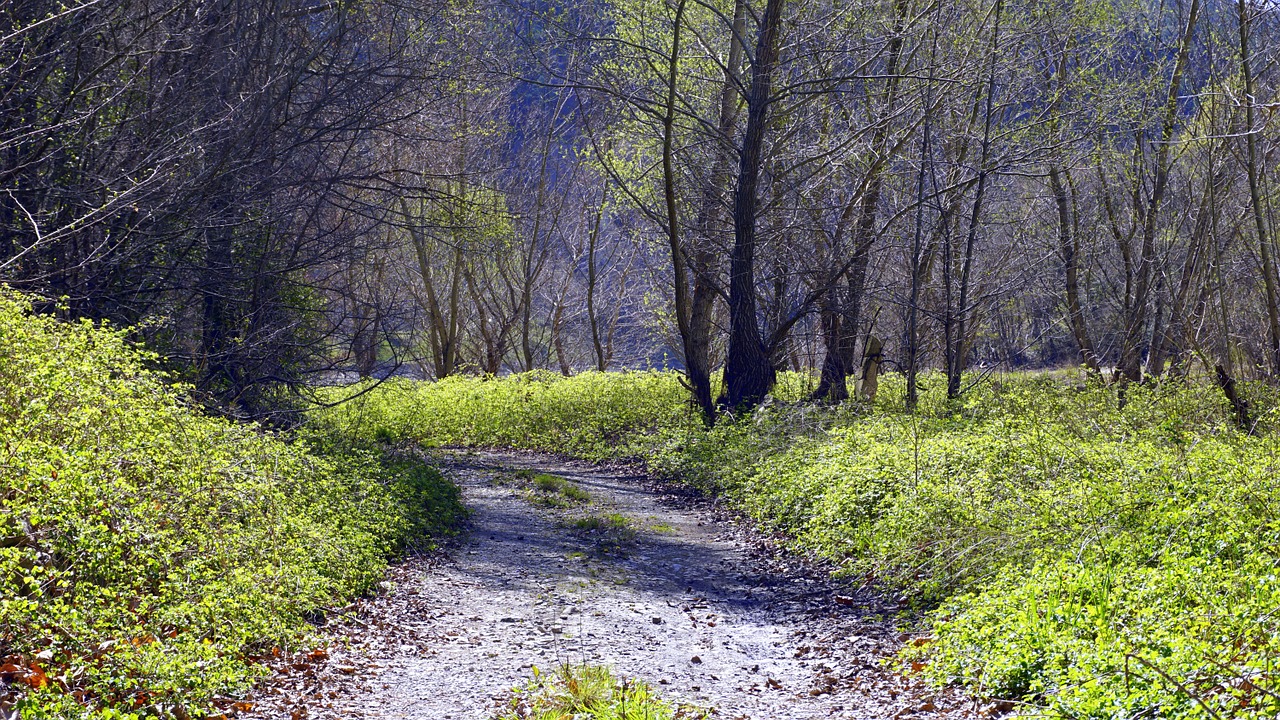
[0,290,464,719]
[497,470,593,508]
[495,664,707,720]
[570,514,636,552]
[532,473,592,506]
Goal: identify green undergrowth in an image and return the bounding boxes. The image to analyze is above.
[494,664,708,720]
[495,470,592,508]
[317,371,692,459]
[569,514,636,553]
[0,290,463,719]
[531,474,592,507]
[315,370,1280,717]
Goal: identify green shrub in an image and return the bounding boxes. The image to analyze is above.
[0,290,461,719]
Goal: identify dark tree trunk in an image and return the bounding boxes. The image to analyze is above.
[1216,364,1253,433]
[684,0,745,423]
[1236,0,1280,376]
[812,288,848,402]
[723,0,785,412]
[948,0,1002,400]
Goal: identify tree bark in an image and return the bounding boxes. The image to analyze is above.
[1236,0,1280,375]
[586,184,608,372]
[948,0,1002,399]
[723,0,786,411]
[1049,164,1099,371]
[1118,0,1200,383]
[685,0,746,423]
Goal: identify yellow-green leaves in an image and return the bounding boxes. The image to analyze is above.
[0,289,461,718]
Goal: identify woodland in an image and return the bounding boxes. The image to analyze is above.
[3,0,1280,716]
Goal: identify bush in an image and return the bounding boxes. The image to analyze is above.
[0,290,461,719]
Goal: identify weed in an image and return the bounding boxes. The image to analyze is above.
[571,514,637,551]
[527,473,591,507]
[495,664,708,720]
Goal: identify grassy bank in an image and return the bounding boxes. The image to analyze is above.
[0,291,463,719]
[316,371,1280,718]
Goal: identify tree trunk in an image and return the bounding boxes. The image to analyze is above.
[1119,0,1200,383]
[859,336,883,401]
[948,0,1002,399]
[723,0,785,411]
[684,0,745,423]
[1236,0,1280,376]
[813,288,848,402]
[586,184,608,371]
[1049,164,1099,371]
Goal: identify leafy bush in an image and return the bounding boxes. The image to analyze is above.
[332,369,1280,717]
[0,290,462,719]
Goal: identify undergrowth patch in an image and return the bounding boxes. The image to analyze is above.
[0,290,463,719]
[495,664,708,720]
[531,474,592,507]
[313,370,1280,718]
[569,514,636,553]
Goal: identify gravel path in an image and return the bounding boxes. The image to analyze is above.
[244,450,982,720]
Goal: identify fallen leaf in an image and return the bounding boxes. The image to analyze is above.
[20,664,48,689]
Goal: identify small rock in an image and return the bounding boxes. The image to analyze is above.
[652,617,663,624]
[690,656,702,664]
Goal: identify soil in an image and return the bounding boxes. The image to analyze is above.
[243,450,990,720]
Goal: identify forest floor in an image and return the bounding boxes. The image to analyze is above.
[243,450,984,720]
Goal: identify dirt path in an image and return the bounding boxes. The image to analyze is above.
[245,451,978,719]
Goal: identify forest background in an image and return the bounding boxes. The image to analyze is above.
[6,0,1280,418]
